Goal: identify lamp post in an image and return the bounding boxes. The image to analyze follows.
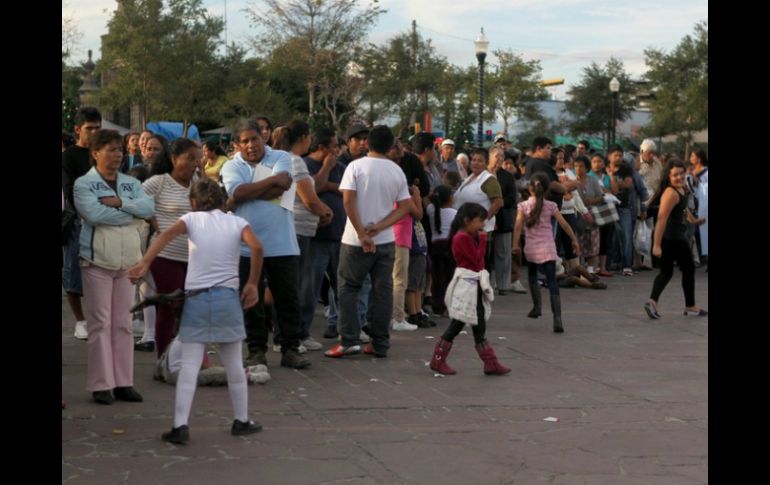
[609,76,620,146]
[475,28,489,147]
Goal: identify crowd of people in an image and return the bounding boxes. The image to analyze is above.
[62,106,708,443]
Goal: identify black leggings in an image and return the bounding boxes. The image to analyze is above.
[527,260,559,295]
[650,238,695,307]
[443,284,486,344]
[599,224,614,257]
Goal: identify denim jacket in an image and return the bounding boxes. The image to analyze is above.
[73,167,155,270]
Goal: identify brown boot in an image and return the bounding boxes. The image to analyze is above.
[429,338,457,375]
[475,341,511,375]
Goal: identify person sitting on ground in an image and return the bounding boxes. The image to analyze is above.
[155,336,271,386]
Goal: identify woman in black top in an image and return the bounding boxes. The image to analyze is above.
[644,159,707,319]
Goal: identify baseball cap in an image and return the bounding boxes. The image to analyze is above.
[345,122,370,141]
[494,134,507,143]
[441,139,455,147]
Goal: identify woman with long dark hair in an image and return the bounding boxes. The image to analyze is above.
[644,159,707,319]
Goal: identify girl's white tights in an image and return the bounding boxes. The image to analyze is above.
[174,341,248,428]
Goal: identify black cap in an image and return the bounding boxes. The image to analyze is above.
[345,122,370,141]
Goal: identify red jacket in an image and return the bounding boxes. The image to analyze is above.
[451,231,487,272]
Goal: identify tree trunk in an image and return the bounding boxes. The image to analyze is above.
[308,82,315,115]
[182,120,189,139]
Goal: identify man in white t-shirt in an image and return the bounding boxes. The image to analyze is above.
[324,126,414,359]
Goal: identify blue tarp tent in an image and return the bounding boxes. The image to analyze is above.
[146,121,200,141]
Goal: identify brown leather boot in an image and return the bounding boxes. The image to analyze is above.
[429,338,457,375]
[475,341,511,375]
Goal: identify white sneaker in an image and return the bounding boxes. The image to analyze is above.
[511,280,527,294]
[323,306,330,319]
[391,320,418,332]
[272,344,282,353]
[301,337,323,351]
[360,331,370,343]
[74,320,88,340]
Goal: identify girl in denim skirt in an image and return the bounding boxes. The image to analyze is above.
[129,179,264,444]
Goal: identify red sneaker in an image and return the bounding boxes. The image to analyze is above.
[363,343,387,358]
[324,343,361,358]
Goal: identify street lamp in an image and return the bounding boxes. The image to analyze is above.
[609,76,620,146]
[475,28,489,147]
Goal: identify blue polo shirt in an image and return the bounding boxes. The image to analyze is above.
[221,147,300,258]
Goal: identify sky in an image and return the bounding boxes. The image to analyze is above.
[63,0,707,101]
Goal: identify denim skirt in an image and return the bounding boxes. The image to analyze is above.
[178,287,246,343]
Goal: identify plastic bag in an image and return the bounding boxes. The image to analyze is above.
[634,218,653,263]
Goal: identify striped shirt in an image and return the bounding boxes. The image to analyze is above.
[143,173,192,262]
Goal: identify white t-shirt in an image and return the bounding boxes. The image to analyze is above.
[180,210,250,290]
[426,205,457,241]
[291,154,320,237]
[340,156,410,246]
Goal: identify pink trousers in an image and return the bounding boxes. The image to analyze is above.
[81,264,134,392]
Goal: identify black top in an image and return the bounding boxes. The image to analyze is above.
[525,156,562,209]
[614,161,633,208]
[305,156,347,241]
[399,151,431,198]
[663,188,689,241]
[120,153,144,173]
[337,149,356,168]
[494,168,517,233]
[62,145,92,212]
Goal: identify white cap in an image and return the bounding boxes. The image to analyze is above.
[441,138,455,147]
[494,134,507,143]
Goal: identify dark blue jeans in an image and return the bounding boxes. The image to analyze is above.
[617,207,634,269]
[337,243,395,352]
[306,238,341,333]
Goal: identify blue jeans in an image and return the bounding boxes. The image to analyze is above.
[337,243,394,352]
[617,207,634,269]
[307,239,341,331]
[62,221,83,295]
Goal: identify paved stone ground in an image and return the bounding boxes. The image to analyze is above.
[62,270,707,484]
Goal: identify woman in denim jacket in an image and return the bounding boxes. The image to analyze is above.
[73,129,155,405]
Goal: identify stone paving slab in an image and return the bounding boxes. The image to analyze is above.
[63,270,708,484]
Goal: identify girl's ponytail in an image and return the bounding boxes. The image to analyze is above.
[526,173,549,228]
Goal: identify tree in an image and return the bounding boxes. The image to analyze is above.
[486,50,548,136]
[157,0,225,136]
[99,0,225,134]
[62,2,81,61]
[218,46,297,126]
[644,21,708,157]
[359,25,448,131]
[246,0,384,117]
[564,58,635,149]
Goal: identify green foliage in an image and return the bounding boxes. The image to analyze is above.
[644,21,707,141]
[564,58,636,146]
[247,0,385,125]
[486,50,548,135]
[360,27,449,130]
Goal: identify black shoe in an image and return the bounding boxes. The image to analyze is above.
[497,289,508,296]
[92,390,114,405]
[162,425,190,444]
[113,386,143,402]
[361,324,371,336]
[420,312,438,327]
[231,419,263,436]
[322,326,338,339]
[134,340,155,352]
[408,314,430,328]
[281,349,311,369]
[244,349,267,366]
